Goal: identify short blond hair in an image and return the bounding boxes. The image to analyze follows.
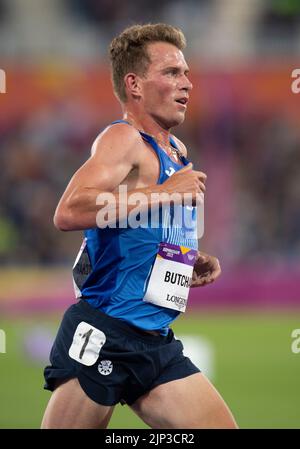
[109,23,186,102]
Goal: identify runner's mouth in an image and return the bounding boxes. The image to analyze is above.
[175,97,188,105]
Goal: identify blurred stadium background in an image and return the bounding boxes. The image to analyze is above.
[0,0,300,429]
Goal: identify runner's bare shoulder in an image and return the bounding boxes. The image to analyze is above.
[91,122,144,166]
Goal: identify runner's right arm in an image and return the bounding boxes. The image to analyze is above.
[54,124,206,231]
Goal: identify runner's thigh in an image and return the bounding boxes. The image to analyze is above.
[130,372,238,429]
[41,378,115,429]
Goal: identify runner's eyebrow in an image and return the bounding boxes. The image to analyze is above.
[162,66,190,74]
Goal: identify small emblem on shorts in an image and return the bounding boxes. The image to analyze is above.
[98,360,113,375]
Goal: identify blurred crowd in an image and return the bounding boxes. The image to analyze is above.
[1,0,300,60]
[0,0,300,266]
[1,72,299,266]
[199,108,300,265]
[0,100,101,264]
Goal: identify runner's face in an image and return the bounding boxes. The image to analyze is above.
[140,42,192,129]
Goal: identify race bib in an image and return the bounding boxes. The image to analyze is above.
[72,238,92,299]
[69,321,106,366]
[143,242,198,312]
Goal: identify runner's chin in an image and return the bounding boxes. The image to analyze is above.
[168,110,186,127]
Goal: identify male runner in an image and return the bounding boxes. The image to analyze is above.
[42,23,237,429]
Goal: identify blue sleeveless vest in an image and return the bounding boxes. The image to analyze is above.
[73,120,198,335]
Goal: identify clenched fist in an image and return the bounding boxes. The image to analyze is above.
[191,251,221,287]
[162,163,206,203]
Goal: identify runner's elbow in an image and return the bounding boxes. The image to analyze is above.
[53,205,74,231]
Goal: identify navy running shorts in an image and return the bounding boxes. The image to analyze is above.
[44,299,200,406]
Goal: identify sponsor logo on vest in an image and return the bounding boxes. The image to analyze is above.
[164,271,192,287]
[165,167,176,177]
[166,294,186,309]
